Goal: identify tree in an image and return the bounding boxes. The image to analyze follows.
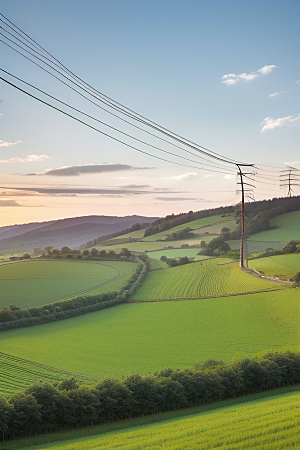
[200,240,207,249]
[82,249,89,257]
[90,248,98,258]
[44,246,54,256]
[8,393,41,437]
[61,246,72,255]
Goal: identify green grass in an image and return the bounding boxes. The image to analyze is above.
[248,210,300,243]
[142,214,234,242]
[146,248,205,260]
[248,254,300,280]
[0,352,95,397]
[228,240,284,253]
[0,260,137,309]
[0,289,299,382]
[8,389,300,450]
[131,259,285,300]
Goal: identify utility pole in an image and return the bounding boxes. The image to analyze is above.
[280,166,300,196]
[236,164,254,269]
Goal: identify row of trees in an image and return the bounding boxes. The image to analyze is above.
[1,351,299,439]
[160,255,192,267]
[43,246,135,261]
[0,256,149,331]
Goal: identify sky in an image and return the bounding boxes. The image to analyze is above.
[0,0,299,227]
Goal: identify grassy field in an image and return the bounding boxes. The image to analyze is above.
[0,260,137,309]
[248,210,300,243]
[131,259,285,300]
[142,214,235,242]
[146,248,205,260]
[0,352,95,397]
[228,239,284,253]
[249,254,300,280]
[0,288,298,382]
[8,389,299,450]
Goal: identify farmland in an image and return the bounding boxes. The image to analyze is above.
[248,210,300,243]
[1,288,299,381]
[248,254,300,280]
[0,259,137,309]
[131,258,285,300]
[8,389,299,450]
[0,352,95,397]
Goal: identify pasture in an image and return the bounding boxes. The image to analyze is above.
[0,260,137,309]
[131,259,285,300]
[9,389,300,450]
[146,248,205,260]
[248,253,300,280]
[0,288,299,382]
[248,210,300,243]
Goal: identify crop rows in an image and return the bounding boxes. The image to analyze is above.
[132,260,285,301]
[27,391,299,449]
[0,352,95,397]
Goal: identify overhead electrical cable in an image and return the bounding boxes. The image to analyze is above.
[1,76,237,176]
[0,13,251,167]
[0,38,232,171]
[0,68,233,172]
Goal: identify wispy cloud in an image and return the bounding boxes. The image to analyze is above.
[31,163,153,176]
[269,90,290,98]
[284,160,300,168]
[155,197,198,202]
[224,174,235,180]
[0,140,22,147]
[296,80,300,84]
[121,184,150,189]
[165,172,198,181]
[0,154,51,163]
[222,65,277,86]
[261,114,300,132]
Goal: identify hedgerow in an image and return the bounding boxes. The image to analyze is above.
[0,351,299,440]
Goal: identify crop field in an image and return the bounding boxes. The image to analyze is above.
[11,390,300,450]
[0,288,299,383]
[193,217,236,235]
[0,352,95,397]
[0,260,137,309]
[249,254,300,280]
[248,210,300,243]
[131,259,285,300]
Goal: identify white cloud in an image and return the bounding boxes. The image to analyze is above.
[296,80,300,84]
[0,140,22,147]
[0,154,51,163]
[165,172,198,181]
[269,90,290,98]
[284,160,300,168]
[261,114,300,132]
[222,64,277,86]
[224,174,236,180]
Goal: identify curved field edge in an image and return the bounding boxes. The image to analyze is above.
[0,352,96,397]
[6,387,300,450]
[131,260,287,301]
[248,254,300,280]
[0,260,137,309]
[0,289,299,381]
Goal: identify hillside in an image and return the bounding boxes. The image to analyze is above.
[0,215,158,253]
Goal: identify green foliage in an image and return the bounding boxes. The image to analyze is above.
[1,352,299,440]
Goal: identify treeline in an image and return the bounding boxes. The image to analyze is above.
[164,227,196,241]
[42,246,135,260]
[144,196,300,239]
[0,256,149,331]
[1,351,299,439]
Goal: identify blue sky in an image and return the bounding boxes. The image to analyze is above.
[0,0,299,226]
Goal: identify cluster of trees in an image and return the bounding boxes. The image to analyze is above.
[1,351,299,440]
[160,255,192,267]
[164,227,196,241]
[198,227,232,256]
[0,257,149,331]
[144,207,234,238]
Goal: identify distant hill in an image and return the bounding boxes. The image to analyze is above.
[0,215,159,253]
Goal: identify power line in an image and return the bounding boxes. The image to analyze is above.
[1,75,239,175]
[0,13,252,167]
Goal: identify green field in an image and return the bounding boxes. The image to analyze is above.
[249,254,300,280]
[0,352,95,397]
[146,248,205,260]
[142,214,235,242]
[0,288,298,382]
[10,389,299,450]
[248,210,300,243]
[0,260,137,309]
[131,259,285,300]
[228,239,284,253]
